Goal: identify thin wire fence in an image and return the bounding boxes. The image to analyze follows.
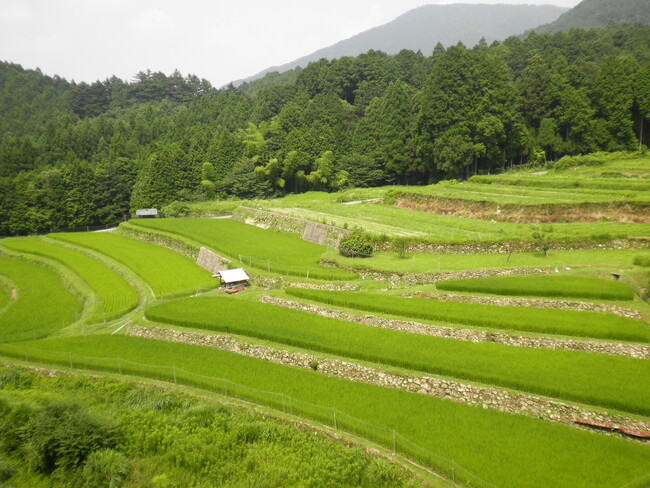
[4,345,505,488]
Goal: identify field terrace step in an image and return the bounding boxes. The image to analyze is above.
[127,325,650,441]
[260,296,650,360]
[409,292,644,320]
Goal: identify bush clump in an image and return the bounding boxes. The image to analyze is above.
[633,254,650,267]
[338,230,373,258]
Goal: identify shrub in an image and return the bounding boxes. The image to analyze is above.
[338,230,373,258]
[160,201,191,218]
[83,449,131,488]
[392,237,410,259]
[633,254,650,267]
[21,401,117,473]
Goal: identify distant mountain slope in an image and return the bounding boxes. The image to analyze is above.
[234,3,567,86]
[532,0,650,34]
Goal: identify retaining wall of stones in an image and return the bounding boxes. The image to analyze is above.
[127,325,650,437]
[232,206,350,248]
[260,296,649,360]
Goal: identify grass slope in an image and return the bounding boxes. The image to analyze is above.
[0,256,82,341]
[49,232,215,298]
[0,335,647,488]
[145,296,650,415]
[2,237,138,322]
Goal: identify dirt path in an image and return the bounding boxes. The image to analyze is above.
[127,325,650,440]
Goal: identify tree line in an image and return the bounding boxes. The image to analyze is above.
[1,24,650,236]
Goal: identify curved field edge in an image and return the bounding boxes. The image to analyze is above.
[1,237,139,322]
[0,336,648,488]
[284,288,650,343]
[126,218,358,281]
[0,256,82,342]
[435,275,635,301]
[145,296,650,416]
[0,366,424,488]
[49,232,216,298]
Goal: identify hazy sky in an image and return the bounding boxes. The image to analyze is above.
[0,0,582,87]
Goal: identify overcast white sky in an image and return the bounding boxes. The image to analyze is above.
[0,0,582,87]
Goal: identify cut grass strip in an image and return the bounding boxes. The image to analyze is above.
[2,237,139,322]
[0,335,648,488]
[50,232,216,298]
[127,218,357,281]
[145,296,650,416]
[436,274,635,301]
[0,256,82,341]
[285,288,650,343]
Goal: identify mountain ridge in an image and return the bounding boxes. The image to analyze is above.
[232,3,568,87]
[532,0,650,34]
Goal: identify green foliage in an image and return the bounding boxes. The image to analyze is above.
[436,274,635,300]
[21,401,116,473]
[339,230,374,258]
[160,200,191,218]
[633,254,650,267]
[530,225,553,256]
[0,368,418,488]
[82,449,130,488]
[391,237,410,259]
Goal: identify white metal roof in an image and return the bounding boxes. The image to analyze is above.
[136,208,158,216]
[218,268,249,283]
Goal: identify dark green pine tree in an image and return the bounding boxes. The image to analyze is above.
[594,56,638,151]
[379,81,420,184]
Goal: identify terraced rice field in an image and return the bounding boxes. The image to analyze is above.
[0,335,647,488]
[285,288,650,343]
[0,256,82,341]
[269,201,650,241]
[1,155,648,488]
[127,218,357,280]
[145,296,650,415]
[49,232,216,298]
[436,275,635,300]
[2,237,139,322]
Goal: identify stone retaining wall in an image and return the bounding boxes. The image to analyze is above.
[196,247,230,274]
[127,325,650,437]
[260,296,649,360]
[233,206,350,248]
[413,293,644,320]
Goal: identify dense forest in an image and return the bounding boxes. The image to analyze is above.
[1,25,650,236]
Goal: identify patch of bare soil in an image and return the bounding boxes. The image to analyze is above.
[395,196,650,224]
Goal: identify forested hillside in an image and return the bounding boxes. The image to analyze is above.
[1,25,650,236]
[533,0,650,34]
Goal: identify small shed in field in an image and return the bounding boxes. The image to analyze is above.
[216,268,250,287]
[136,208,158,218]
